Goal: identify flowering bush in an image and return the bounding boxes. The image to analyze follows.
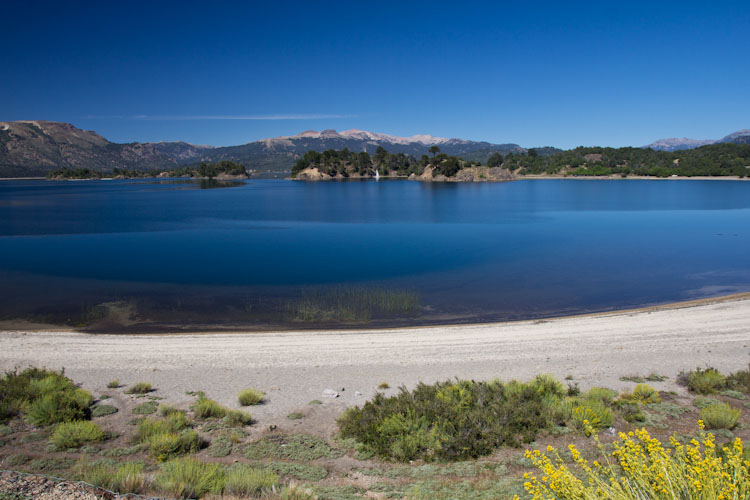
[519,421,749,499]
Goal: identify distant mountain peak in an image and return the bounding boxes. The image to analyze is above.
[644,129,750,151]
[270,128,454,146]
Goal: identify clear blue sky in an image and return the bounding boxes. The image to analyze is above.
[1,1,748,148]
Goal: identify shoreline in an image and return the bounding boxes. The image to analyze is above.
[518,174,749,181]
[1,293,749,426]
[2,291,748,336]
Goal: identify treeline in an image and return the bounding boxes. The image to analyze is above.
[291,146,477,178]
[47,161,247,180]
[505,143,750,177]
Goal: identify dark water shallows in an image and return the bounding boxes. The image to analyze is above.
[1,178,749,330]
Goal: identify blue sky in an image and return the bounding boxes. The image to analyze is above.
[1,1,748,148]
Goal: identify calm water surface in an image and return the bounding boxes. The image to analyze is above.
[1,178,749,330]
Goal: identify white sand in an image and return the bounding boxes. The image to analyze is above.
[1,296,749,432]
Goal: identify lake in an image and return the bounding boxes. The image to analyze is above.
[1,178,749,331]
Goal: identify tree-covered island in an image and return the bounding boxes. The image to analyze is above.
[291,143,750,181]
[47,160,249,180]
[291,146,513,182]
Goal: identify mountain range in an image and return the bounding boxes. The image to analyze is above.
[0,121,525,178]
[643,130,750,151]
[1,120,749,177]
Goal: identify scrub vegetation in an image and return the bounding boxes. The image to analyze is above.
[2,365,750,499]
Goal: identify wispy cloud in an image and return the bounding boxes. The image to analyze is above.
[130,114,354,121]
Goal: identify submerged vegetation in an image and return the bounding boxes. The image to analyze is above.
[286,286,420,323]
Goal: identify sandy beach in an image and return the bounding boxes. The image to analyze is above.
[1,295,749,433]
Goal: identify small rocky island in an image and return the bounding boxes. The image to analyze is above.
[292,147,514,182]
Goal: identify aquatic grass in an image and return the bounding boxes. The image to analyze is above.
[106,379,120,389]
[49,420,106,450]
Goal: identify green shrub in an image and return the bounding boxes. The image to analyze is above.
[4,454,30,466]
[133,412,191,444]
[207,436,232,457]
[26,389,93,426]
[0,368,93,426]
[155,458,225,499]
[106,379,120,389]
[693,396,723,409]
[338,377,568,461]
[238,388,265,406]
[727,365,750,393]
[224,465,278,496]
[571,400,613,433]
[50,420,106,450]
[28,457,75,471]
[77,459,148,494]
[159,404,183,417]
[91,404,118,417]
[632,384,661,404]
[685,367,726,394]
[145,430,203,462]
[584,387,618,405]
[191,396,227,419]
[132,401,158,415]
[263,462,328,481]
[700,403,741,430]
[125,382,153,395]
[244,434,342,461]
[279,484,317,500]
[224,409,253,427]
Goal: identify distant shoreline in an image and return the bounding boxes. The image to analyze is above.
[518,174,750,181]
[1,174,749,182]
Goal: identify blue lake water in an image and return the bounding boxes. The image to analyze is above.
[1,178,749,330]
